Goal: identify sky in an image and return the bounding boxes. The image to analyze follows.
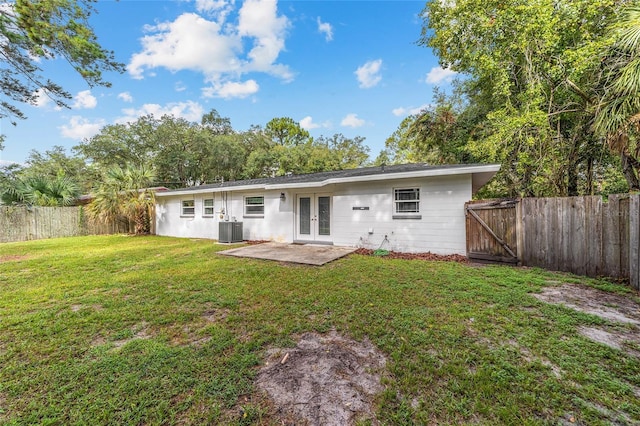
[0,0,456,166]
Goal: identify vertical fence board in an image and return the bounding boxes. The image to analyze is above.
[620,197,630,279]
[469,194,634,283]
[520,198,532,267]
[602,196,620,278]
[548,197,560,272]
[629,195,637,287]
[586,196,602,277]
[515,199,524,264]
[573,197,586,276]
[0,206,132,243]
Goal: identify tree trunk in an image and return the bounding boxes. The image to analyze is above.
[566,135,581,196]
[134,209,146,235]
[567,167,579,196]
[621,152,640,191]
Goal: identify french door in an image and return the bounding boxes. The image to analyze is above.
[296,194,332,242]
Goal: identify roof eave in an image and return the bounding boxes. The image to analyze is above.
[267,164,501,190]
[155,164,501,197]
[155,183,267,197]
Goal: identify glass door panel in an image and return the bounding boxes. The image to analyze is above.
[299,197,311,235]
[318,196,330,236]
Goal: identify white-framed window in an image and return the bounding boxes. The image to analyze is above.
[203,198,214,216]
[244,195,265,216]
[393,188,420,218]
[181,199,195,216]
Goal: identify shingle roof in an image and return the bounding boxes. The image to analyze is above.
[157,163,498,195]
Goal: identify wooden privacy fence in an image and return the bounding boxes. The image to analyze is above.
[466,195,640,290]
[0,206,132,243]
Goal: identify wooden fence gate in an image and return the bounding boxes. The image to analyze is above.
[465,199,519,264]
[465,195,640,290]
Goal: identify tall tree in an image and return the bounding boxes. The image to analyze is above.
[422,0,630,196]
[74,115,160,169]
[21,146,93,191]
[265,117,311,147]
[88,164,156,234]
[0,0,124,126]
[201,109,234,135]
[319,134,370,170]
[593,5,640,190]
[385,90,475,165]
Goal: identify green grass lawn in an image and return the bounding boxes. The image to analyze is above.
[1,235,639,425]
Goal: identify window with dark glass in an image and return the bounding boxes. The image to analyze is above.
[203,198,214,216]
[181,199,195,216]
[394,188,419,214]
[244,196,264,216]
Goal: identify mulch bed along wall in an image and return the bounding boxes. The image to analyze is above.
[354,248,468,263]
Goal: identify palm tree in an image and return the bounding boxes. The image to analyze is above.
[593,5,640,191]
[88,164,156,234]
[2,175,79,206]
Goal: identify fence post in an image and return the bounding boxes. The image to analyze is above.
[630,195,640,290]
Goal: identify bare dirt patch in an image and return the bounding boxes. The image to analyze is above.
[256,330,387,426]
[506,339,564,378]
[534,283,640,325]
[168,309,232,347]
[0,254,30,262]
[111,321,151,349]
[534,283,640,357]
[171,324,212,348]
[70,304,103,313]
[202,308,228,322]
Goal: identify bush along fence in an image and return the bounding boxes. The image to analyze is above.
[465,194,640,290]
[0,206,132,243]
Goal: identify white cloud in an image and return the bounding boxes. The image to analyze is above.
[195,0,229,13]
[425,66,457,84]
[128,13,242,79]
[237,0,292,79]
[317,17,333,41]
[175,81,187,92]
[341,113,365,128]
[128,0,292,94]
[59,116,105,140]
[300,116,320,130]
[32,89,51,108]
[117,100,205,123]
[355,59,382,89]
[203,80,259,99]
[117,92,133,103]
[0,160,19,168]
[72,90,97,109]
[300,116,330,130]
[392,104,431,117]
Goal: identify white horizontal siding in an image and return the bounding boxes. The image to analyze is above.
[156,190,295,242]
[156,174,472,254]
[155,192,219,239]
[329,175,471,254]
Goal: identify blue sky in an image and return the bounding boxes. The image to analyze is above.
[0,0,456,165]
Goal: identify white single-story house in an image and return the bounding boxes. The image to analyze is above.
[155,163,500,255]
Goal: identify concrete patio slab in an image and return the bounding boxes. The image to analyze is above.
[218,242,357,266]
